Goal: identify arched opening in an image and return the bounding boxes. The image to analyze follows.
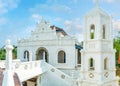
[103,25,106,39]
[36,47,49,63]
[90,24,95,39]
[89,58,95,70]
[77,49,81,67]
[104,58,108,70]
[22,77,38,86]
[24,50,29,61]
[58,50,66,63]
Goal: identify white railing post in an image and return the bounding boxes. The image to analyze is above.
[2,39,15,86]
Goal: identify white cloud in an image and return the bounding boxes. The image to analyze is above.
[74,33,83,42]
[46,0,57,3]
[7,25,35,45]
[24,26,35,34]
[32,14,42,22]
[8,35,18,45]
[113,19,120,37]
[0,17,8,26]
[30,4,72,14]
[17,26,35,39]
[0,0,20,15]
[93,0,114,3]
[105,0,114,3]
[73,0,78,3]
[64,18,83,35]
[54,18,62,22]
[64,18,83,42]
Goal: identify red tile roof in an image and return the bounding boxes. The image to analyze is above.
[0,68,21,86]
[50,25,68,36]
[0,69,4,86]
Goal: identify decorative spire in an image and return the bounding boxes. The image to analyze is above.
[95,0,99,8]
[41,16,46,23]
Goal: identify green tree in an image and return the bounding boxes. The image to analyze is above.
[12,45,17,59]
[0,45,17,60]
[114,31,120,68]
[0,48,6,60]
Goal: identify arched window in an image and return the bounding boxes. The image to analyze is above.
[103,25,106,39]
[104,58,108,70]
[58,50,66,63]
[89,58,95,70]
[90,24,95,39]
[24,50,29,61]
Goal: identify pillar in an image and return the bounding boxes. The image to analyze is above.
[2,39,15,86]
[43,51,45,61]
[29,51,33,61]
[37,76,41,86]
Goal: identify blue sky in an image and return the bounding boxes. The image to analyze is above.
[0,0,120,47]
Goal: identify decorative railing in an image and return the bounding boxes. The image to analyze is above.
[14,60,42,70]
[14,60,47,82]
[0,60,5,68]
[0,60,77,85]
[0,59,21,68]
[43,61,76,85]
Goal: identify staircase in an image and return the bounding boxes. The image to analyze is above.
[0,60,77,86]
[40,61,76,86]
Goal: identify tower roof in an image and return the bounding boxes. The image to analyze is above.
[85,6,110,17]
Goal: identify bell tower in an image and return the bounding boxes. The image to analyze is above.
[81,2,119,86]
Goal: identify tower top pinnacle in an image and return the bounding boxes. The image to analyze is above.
[6,39,11,45]
[41,16,46,23]
[95,0,99,8]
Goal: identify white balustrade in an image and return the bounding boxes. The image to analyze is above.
[14,60,42,70]
[14,60,47,82]
[0,60,6,68]
[43,61,75,83]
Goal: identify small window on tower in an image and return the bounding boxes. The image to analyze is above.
[42,28,44,30]
[104,58,108,70]
[77,49,81,67]
[90,24,95,39]
[89,58,95,70]
[103,25,106,39]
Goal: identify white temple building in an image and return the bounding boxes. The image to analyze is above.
[0,3,119,86]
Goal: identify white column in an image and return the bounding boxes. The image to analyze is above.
[43,51,45,61]
[80,50,85,79]
[75,49,78,67]
[2,39,15,86]
[5,40,13,70]
[37,76,41,86]
[29,51,33,61]
[25,52,27,61]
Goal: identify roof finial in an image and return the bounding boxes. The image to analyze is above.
[41,16,45,23]
[95,0,99,8]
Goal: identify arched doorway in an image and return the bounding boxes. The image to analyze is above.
[36,47,49,63]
